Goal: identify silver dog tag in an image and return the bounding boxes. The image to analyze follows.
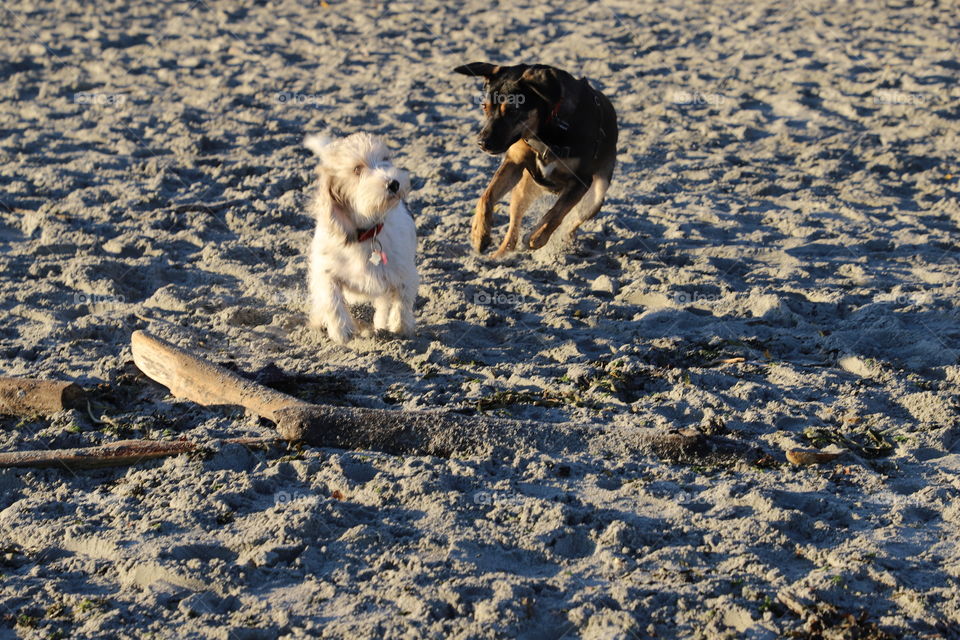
[369,238,387,265]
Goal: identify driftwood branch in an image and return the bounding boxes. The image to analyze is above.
[0,377,84,416]
[130,331,759,462]
[0,437,280,470]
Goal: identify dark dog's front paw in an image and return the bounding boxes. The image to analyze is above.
[473,237,491,253]
[528,226,551,250]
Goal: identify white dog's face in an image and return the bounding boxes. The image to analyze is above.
[309,133,410,229]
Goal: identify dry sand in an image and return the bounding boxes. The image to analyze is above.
[1,0,959,638]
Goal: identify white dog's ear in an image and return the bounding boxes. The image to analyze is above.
[314,168,353,239]
[306,134,345,209]
[317,169,345,209]
[304,134,333,157]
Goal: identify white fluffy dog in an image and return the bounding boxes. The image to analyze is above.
[304,133,418,344]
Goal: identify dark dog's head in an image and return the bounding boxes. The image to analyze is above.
[453,62,573,154]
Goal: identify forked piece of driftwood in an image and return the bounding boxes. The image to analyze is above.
[0,376,85,417]
[131,330,562,456]
[130,331,759,462]
[0,437,279,470]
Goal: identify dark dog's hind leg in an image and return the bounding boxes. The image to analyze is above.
[568,161,614,240]
[528,181,590,250]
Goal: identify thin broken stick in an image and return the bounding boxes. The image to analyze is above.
[0,437,280,470]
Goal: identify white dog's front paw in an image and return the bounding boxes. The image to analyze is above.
[323,314,357,344]
[326,324,353,344]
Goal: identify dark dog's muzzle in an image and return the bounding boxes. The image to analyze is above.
[478,136,507,155]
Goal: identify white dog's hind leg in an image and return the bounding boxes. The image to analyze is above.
[373,296,392,332]
[387,285,416,337]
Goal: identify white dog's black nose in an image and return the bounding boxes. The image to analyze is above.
[388,180,400,194]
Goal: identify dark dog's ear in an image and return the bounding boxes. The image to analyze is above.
[453,62,501,79]
[519,66,566,104]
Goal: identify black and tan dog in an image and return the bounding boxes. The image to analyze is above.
[453,62,618,257]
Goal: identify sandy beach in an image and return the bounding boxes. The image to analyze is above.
[0,0,959,637]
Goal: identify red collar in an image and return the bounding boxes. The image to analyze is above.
[355,223,384,243]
